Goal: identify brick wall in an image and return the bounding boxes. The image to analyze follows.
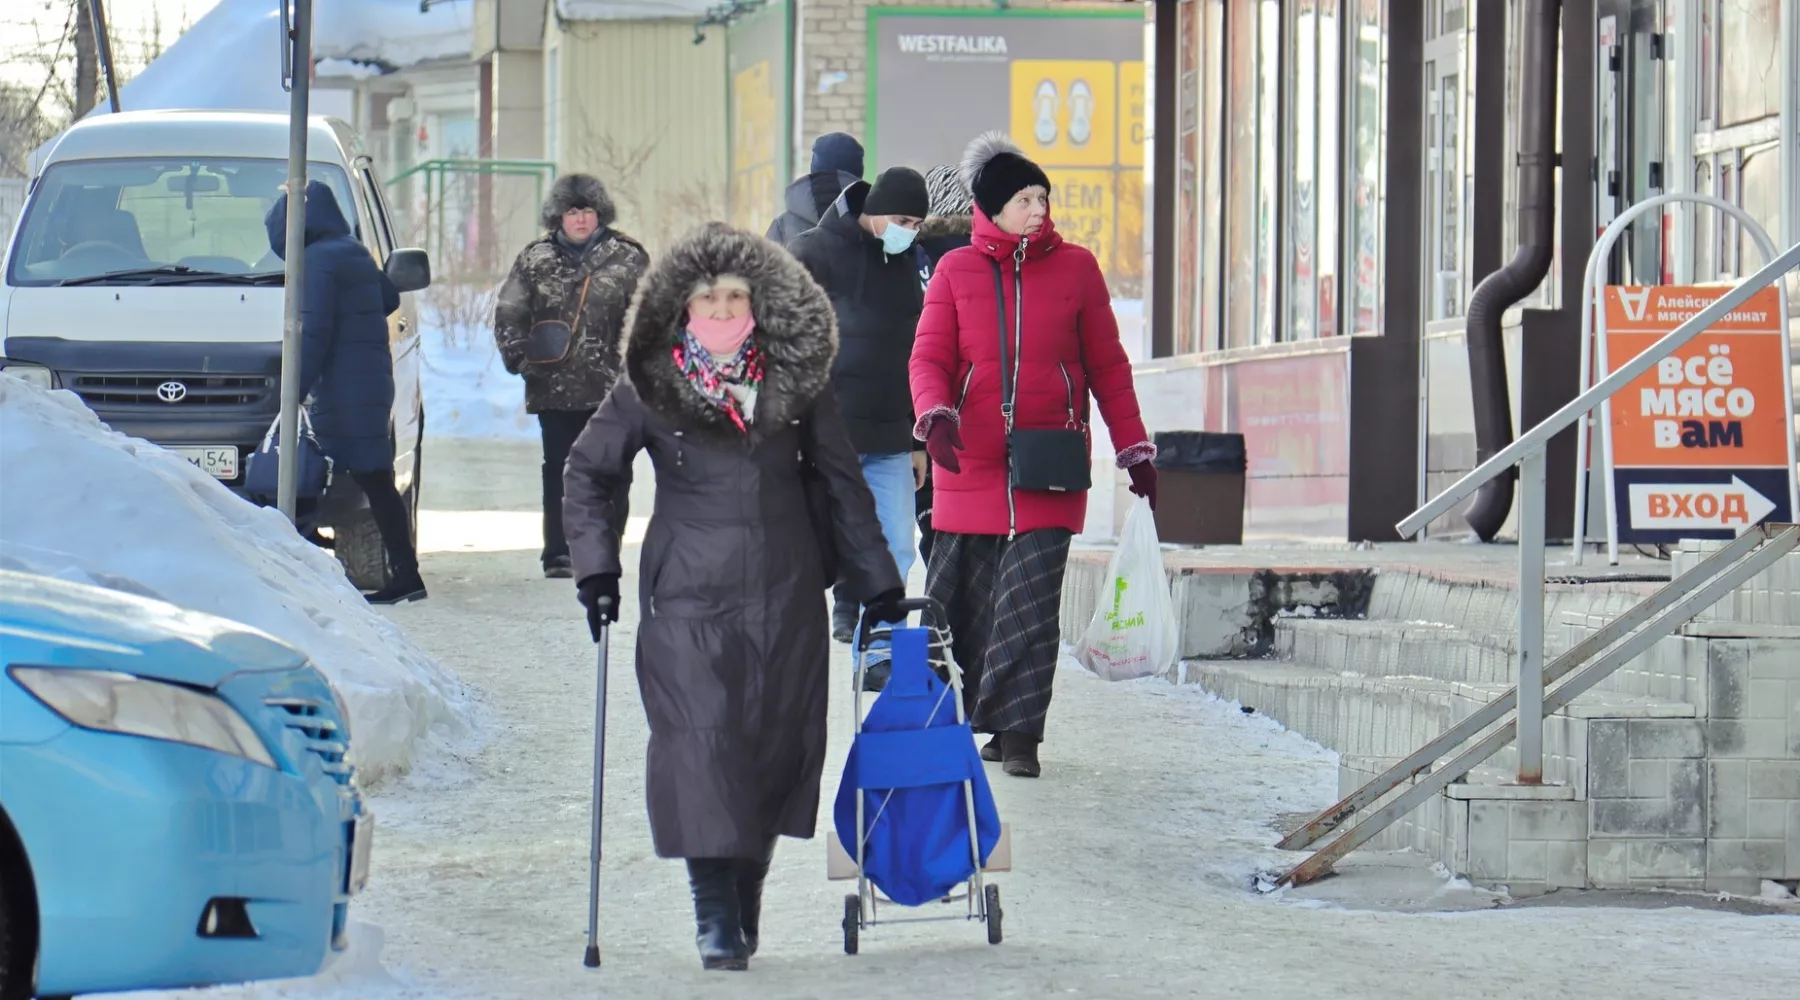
[797,0,1129,154]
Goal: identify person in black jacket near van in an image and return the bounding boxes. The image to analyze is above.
[266,180,423,605]
[787,167,930,682]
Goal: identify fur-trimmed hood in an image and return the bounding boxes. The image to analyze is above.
[623,222,838,445]
[541,173,618,231]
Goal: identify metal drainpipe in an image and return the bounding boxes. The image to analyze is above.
[1461,0,1562,541]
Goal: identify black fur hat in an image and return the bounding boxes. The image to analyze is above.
[959,132,1050,220]
[541,173,617,231]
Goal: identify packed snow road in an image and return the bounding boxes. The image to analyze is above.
[146,441,1800,999]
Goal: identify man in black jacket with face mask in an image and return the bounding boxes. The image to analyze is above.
[787,167,932,687]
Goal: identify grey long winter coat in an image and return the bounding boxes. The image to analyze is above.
[563,222,903,860]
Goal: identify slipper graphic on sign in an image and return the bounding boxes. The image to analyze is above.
[1034,79,1060,147]
[1067,79,1094,147]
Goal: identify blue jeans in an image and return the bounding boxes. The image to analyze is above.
[844,451,917,663]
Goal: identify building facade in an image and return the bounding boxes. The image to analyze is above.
[720,0,1796,542]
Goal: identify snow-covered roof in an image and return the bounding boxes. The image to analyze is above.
[556,0,722,20]
[88,0,472,120]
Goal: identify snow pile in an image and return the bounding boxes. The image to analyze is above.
[420,322,536,440]
[67,0,469,122]
[0,377,476,787]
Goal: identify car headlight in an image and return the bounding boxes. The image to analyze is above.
[10,667,277,768]
[0,364,55,390]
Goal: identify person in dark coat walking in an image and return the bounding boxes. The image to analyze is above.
[764,132,864,247]
[563,221,904,972]
[265,181,422,605]
[494,174,650,578]
[786,167,930,678]
[911,134,1158,778]
[911,164,977,570]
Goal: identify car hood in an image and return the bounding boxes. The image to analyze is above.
[0,569,307,687]
[5,285,283,345]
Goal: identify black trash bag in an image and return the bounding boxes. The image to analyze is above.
[1151,431,1246,473]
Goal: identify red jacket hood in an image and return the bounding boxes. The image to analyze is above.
[970,207,1063,262]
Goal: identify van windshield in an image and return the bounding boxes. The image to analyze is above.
[6,157,360,287]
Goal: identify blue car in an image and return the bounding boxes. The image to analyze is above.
[0,570,371,998]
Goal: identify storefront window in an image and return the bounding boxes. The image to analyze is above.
[1683,0,1785,289]
[1422,8,1474,322]
[1717,0,1781,127]
[1737,143,1781,268]
[1343,0,1386,335]
[1199,0,1227,351]
[1255,1,1281,344]
[1223,0,1280,347]
[1288,0,1319,341]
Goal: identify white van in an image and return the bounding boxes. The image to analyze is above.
[0,110,429,591]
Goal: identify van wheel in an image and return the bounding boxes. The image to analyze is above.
[335,508,390,592]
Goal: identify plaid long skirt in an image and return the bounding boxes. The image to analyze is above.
[924,528,1074,742]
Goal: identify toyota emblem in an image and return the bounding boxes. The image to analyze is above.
[156,381,188,403]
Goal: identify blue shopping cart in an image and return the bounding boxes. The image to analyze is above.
[827,597,1012,954]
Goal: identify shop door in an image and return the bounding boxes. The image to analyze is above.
[1595,0,1668,284]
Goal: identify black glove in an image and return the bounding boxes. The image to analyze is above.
[577,573,620,642]
[862,587,908,630]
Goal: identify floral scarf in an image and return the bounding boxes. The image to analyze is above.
[672,328,764,433]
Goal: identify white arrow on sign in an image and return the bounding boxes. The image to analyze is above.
[1627,476,1778,534]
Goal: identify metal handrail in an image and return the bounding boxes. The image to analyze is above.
[1391,234,1800,784]
[1398,238,1800,539]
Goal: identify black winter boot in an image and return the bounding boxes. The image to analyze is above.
[1000,732,1040,778]
[979,733,1003,763]
[685,859,749,971]
[365,571,427,606]
[737,837,778,957]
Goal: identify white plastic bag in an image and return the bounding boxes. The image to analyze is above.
[1075,498,1179,681]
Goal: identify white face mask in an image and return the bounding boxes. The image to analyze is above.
[880,222,918,255]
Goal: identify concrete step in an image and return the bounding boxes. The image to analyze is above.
[1275,618,1515,686]
[1190,657,1696,786]
[1280,615,1709,705]
[1672,540,1800,627]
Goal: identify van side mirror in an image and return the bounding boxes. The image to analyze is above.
[386,248,432,293]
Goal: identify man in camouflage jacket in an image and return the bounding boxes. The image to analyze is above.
[494,173,650,578]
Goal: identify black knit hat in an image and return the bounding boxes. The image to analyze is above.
[959,132,1051,220]
[862,166,930,219]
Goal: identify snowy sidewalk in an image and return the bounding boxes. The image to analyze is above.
[132,535,1799,999]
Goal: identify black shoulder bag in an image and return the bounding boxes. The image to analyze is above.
[989,255,1091,493]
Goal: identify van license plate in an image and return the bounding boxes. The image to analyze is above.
[173,446,238,479]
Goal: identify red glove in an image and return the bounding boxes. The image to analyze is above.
[925,419,964,475]
[1126,460,1158,510]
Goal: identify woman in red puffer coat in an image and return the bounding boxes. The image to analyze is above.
[910,132,1158,779]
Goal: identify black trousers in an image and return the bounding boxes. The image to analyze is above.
[539,409,596,566]
[348,469,419,578]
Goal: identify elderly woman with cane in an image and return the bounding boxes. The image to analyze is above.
[562,222,904,971]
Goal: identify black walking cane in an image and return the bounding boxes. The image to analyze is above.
[583,623,609,967]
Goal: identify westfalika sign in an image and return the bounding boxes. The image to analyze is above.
[1599,285,1797,543]
[895,34,1009,57]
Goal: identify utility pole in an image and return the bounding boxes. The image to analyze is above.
[85,0,122,113]
[277,0,313,522]
[73,1,96,118]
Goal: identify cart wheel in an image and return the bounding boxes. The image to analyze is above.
[984,884,1003,945]
[842,893,860,955]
